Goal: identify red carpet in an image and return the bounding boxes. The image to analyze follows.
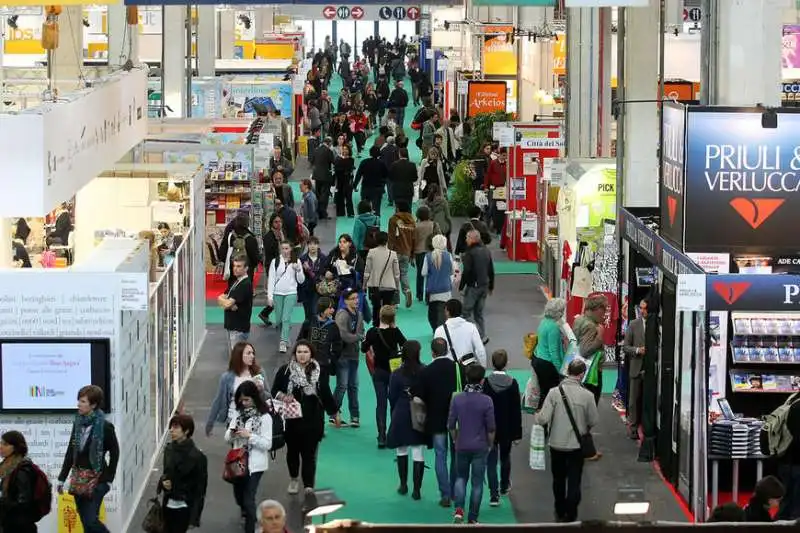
[206,268,263,300]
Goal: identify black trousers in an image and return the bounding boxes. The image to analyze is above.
[531,357,562,410]
[317,182,332,219]
[361,188,384,217]
[286,433,321,488]
[369,288,397,326]
[334,180,354,217]
[427,300,445,332]
[414,252,426,301]
[550,448,584,522]
[163,506,191,533]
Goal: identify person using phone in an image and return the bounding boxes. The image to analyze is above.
[268,240,306,353]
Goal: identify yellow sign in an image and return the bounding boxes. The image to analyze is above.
[3,0,119,4]
[58,493,107,533]
[482,26,517,77]
[553,33,566,76]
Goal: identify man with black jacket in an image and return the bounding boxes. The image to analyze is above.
[311,137,336,219]
[389,80,409,129]
[388,148,417,207]
[414,338,464,508]
[354,146,389,217]
[460,230,495,344]
[454,206,492,255]
[297,297,342,388]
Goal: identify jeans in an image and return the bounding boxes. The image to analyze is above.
[273,293,298,343]
[361,188,384,217]
[779,463,800,520]
[286,434,320,488]
[414,252,426,300]
[334,358,360,418]
[433,433,457,500]
[550,448,584,522]
[397,254,411,295]
[463,285,489,339]
[75,482,111,533]
[227,330,250,354]
[163,506,191,533]
[372,368,391,440]
[232,471,263,533]
[454,450,488,522]
[393,107,406,128]
[301,291,318,322]
[369,288,396,329]
[487,441,513,497]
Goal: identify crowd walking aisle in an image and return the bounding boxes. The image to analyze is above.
[128,76,688,531]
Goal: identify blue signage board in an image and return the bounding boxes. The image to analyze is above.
[620,208,703,281]
[705,273,800,311]
[684,107,800,253]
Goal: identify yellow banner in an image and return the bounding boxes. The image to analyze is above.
[58,493,107,533]
[2,0,119,4]
[553,33,566,76]
[482,26,517,76]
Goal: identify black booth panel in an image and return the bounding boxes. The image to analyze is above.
[658,278,679,486]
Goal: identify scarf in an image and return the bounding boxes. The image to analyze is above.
[0,454,23,493]
[71,409,105,472]
[287,360,320,397]
[234,406,263,447]
[464,383,483,393]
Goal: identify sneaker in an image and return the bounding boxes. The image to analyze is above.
[489,496,500,507]
[405,290,412,308]
[350,418,360,428]
[500,481,512,495]
[439,497,451,508]
[468,519,480,524]
[330,417,348,426]
[279,341,288,353]
[453,508,464,524]
[287,479,300,495]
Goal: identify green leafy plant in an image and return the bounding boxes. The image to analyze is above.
[449,160,474,217]
[462,111,514,159]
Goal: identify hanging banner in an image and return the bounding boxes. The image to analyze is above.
[481,26,517,76]
[553,33,566,76]
[705,273,800,311]
[467,81,508,117]
[661,102,687,249]
[684,108,800,253]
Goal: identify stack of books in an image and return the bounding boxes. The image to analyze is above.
[709,419,765,458]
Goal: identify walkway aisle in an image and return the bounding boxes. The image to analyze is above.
[128,74,688,531]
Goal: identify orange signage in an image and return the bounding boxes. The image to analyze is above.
[663,81,697,101]
[482,26,517,76]
[467,81,508,117]
[553,33,566,76]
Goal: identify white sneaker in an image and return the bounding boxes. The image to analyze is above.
[288,478,300,495]
[279,341,288,353]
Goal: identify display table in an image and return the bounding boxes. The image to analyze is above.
[709,455,765,508]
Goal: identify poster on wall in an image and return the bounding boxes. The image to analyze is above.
[661,102,686,248]
[684,109,800,252]
[481,26,517,76]
[225,81,294,119]
[783,25,800,68]
[467,81,508,117]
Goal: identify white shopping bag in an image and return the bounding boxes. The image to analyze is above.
[523,370,540,412]
[529,425,546,471]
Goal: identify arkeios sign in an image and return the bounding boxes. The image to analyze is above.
[660,102,686,248]
[683,107,800,253]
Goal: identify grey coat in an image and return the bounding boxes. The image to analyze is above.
[622,317,647,376]
[534,378,598,451]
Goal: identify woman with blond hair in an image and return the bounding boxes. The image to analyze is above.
[421,234,454,331]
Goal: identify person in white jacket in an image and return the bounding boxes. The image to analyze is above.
[225,380,273,533]
[433,298,486,367]
[268,240,306,353]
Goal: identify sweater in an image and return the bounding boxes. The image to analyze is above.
[484,372,523,444]
[535,317,565,370]
[414,220,438,254]
[268,258,306,299]
[335,308,364,359]
[353,213,380,251]
[448,391,496,452]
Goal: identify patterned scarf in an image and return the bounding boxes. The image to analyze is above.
[287,359,320,397]
[71,409,105,472]
[233,406,263,447]
[464,383,483,393]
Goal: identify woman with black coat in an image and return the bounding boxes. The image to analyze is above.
[0,431,39,532]
[334,144,356,217]
[387,340,430,500]
[160,414,208,533]
[272,341,340,496]
[258,213,285,326]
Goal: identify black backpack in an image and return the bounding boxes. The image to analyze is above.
[362,220,380,250]
[267,400,286,457]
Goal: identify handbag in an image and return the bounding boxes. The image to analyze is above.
[443,324,476,366]
[365,346,376,374]
[558,384,597,459]
[410,396,427,432]
[523,370,541,413]
[68,467,99,498]
[141,497,165,533]
[222,447,249,483]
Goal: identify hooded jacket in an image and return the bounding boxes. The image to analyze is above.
[353,213,381,251]
[484,371,523,444]
[425,197,452,235]
[388,212,416,257]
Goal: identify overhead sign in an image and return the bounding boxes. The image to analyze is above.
[0,68,147,216]
[660,102,687,249]
[406,6,420,19]
[686,7,701,22]
[482,26,517,77]
[316,4,414,18]
[323,5,336,17]
[351,5,364,18]
[337,6,350,17]
[704,274,800,311]
[466,81,508,117]
[684,108,800,253]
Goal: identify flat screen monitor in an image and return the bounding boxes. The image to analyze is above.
[0,339,111,413]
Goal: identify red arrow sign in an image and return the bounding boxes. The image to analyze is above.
[406,6,420,20]
[323,5,336,19]
[682,8,688,20]
[351,6,364,19]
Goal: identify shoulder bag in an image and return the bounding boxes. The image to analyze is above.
[558,384,597,459]
[377,328,402,372]
[68,467,100,497]
[442,323,476,366]
[141,496,166,533]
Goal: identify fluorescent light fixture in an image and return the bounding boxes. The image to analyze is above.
[302,489,346,518]
[614,487,650,516]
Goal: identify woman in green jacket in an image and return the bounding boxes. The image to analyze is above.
[532,298,566,408]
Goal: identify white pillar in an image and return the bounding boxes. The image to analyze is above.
[163,6,186,117]
[598,7,612,157]
[197,5,215,77]
[219,10,236,60]
[621,3,660,206]
[565,7,600,157]
[108,5,139,68]
[518,7,549,122]
[255,7,274,39]
[51,6,83,85]
[714,0,786,106]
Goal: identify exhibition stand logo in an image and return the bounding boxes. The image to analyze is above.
[712,281,751,304]
[29,385,64,398]
[729,197,786,229]
[667,196,678,226]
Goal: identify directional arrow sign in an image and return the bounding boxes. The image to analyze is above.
[323,5,336,18]
[392,6,405,19]
[406,6,420,20]
[337,5,350,18]
[351,6,364,19]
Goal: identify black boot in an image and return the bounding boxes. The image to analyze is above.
[396,455,409,495]
[411,461,425,500]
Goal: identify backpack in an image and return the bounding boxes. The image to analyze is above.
[761,392,800,457]
[295,215,310,245]
[362,219,380,250]
[267,401,286,457]
[231,232,247,258]
[22,462,52,522]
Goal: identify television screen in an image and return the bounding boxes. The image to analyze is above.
[0,339,111,413]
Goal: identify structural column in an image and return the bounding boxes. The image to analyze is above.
[517,6,553,122]
[162,6,187,117]
[708,0,786,106]
[107,4,139,68]
[620,2,660,206]
[565,7,603,158]
[255,7,274,40]
[51,6,83,85]
[196,5,215,77]
[219,10,236,60]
